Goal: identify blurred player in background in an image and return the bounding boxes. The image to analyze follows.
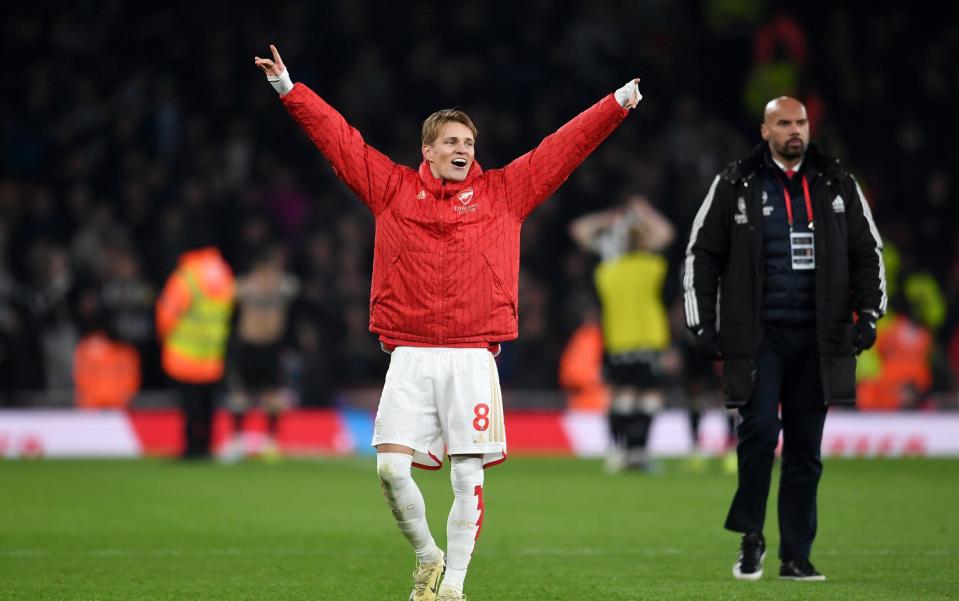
[156,243,235,460]
[222,243,299,462]
[570,195,677,473]
[256,44,641,601]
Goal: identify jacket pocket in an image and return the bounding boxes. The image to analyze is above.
[442,251,517,340]
[481,252,517,318]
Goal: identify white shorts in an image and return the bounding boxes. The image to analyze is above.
[371,347,507,469]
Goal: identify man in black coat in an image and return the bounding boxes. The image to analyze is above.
[683,97,886,581]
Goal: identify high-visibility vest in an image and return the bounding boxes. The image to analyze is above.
[594,251,670,353]
[157,248,235,383]
[558,321,610,412]
[74,332,141,409]
[166,269,232,363]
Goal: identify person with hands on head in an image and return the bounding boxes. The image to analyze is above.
[256,44,641,601]
[683,96,886,583]
[569,195,677,473]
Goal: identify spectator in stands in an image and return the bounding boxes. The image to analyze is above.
[558,303,609,413]
[74,330,140,410]
[858,295,933,411]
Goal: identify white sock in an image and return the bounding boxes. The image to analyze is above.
[442,456,485,593]
[376,453,441,564]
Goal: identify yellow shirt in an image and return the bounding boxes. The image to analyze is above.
[594,252,669,353]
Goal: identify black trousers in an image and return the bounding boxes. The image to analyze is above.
[724,324,827,561]
[178,381,219,458]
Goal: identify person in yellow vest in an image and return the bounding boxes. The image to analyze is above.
[156,245,235,459]
[570,195,677,472]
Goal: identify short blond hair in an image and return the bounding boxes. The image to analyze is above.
[421,109,478,146]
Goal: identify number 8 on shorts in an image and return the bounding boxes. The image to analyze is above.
[472,403,490,432]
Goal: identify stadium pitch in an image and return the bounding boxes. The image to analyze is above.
[1,457,956,600]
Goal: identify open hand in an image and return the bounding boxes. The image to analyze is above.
[254,44,286,78]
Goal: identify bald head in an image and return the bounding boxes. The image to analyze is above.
[761,96,809,166]
[764,97,806,125]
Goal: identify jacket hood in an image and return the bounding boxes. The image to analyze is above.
[417,159,484,198]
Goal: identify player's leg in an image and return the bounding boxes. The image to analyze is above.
[223,342,254,461]
[261,388,285,459]
[689,404,703,449]
[625,388,662,472]
[252,342,284,458]
[622,352,666,472]
[437,349,506,599]
[219,384,250,462]
[372,348,446,600]
[606,385,633,472]
[376,444,444,564]
[683,395,709,473]
[440,453,484,598]
[680,343,708,457]
[722,410,740,474]
[377,444,446,601]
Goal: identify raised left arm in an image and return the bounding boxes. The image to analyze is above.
[502,79,640,221]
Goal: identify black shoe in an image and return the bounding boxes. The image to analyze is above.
[732,533,765,580]
[780,559,826,581]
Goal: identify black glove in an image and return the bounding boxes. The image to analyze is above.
[851,311,879,354]
[692,327,723,360]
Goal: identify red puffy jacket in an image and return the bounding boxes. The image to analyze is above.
[281,83,627,346]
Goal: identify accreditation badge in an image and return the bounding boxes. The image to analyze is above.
[790,231,815,270]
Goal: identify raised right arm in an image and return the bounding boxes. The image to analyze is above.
[255,45,399,216]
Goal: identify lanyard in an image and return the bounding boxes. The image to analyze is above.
[782,174,814,231]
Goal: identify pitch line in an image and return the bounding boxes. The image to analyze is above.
[1,547,955,559]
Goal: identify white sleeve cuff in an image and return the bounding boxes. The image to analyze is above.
[267,68,294,96]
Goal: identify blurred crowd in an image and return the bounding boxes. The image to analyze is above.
[1,2,956,409]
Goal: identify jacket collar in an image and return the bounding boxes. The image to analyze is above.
[761,145,818,183]
[734,142,838,183]
[417,160,483,198]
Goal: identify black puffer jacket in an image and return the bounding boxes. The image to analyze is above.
[682,143,887,407]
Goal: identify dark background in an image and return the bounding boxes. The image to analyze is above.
[1,1,956,407]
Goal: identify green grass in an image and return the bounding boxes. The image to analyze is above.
[0,457,957,600]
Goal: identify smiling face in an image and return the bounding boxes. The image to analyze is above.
[761,96,809,166]
[421,110,477,183]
